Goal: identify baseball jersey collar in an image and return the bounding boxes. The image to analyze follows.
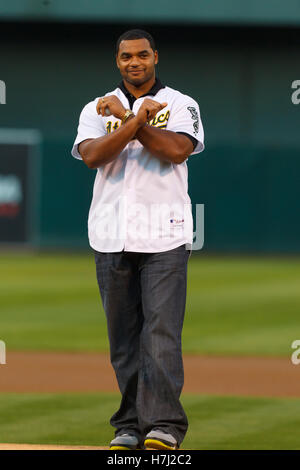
[118,78,165,109]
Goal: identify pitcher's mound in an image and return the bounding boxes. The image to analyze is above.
[0,443,109,450]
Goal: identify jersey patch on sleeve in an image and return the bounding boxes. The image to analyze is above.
[187,106,199,136]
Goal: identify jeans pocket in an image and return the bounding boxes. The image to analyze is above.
[169,244,187,254]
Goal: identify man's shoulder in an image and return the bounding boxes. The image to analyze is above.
[161,85,197,105]
[104,87,122,98]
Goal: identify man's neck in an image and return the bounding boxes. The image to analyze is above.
[123,76,156,99]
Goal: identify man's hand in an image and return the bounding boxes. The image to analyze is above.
[136,98,168,126]
[96,95,126,120]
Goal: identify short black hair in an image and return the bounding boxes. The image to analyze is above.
[116,29,156,54]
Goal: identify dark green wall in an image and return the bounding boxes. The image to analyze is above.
[0,22,299,252]
[2,0,300,26]
[189,145,300,253]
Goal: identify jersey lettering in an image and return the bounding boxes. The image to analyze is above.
[106,110,170,133]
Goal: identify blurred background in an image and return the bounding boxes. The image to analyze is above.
[0,0,300,451]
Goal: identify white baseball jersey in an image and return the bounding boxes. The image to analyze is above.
[71,79,205,253]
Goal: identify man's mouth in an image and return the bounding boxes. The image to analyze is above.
[128,69,144,75]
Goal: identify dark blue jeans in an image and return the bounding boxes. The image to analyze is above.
[94,244,191,446]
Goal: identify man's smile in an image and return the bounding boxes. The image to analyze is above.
[128,69,145,74]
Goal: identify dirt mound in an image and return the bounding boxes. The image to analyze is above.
[0,443,108,450]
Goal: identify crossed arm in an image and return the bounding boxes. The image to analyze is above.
[78,96,194,169]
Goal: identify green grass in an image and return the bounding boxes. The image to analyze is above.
[1,252,300,356]
[0,392,300,450]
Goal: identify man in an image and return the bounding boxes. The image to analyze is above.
[71,29,204,450]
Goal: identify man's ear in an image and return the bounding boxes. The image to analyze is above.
[154,50,158,65]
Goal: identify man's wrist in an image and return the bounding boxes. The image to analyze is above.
[121,114,145,138]
[135,122,148,135]
[131,114,147,129]
[121,109,135,124]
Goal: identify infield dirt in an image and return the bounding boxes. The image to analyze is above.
[0,351,299,397]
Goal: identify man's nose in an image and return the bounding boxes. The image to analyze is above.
[130,56,141,67]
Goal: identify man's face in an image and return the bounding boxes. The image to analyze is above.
[116,38,158,87]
